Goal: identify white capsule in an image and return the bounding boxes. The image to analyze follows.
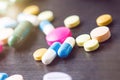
[5,74,24,80]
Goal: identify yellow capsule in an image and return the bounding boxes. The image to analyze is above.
[96,14,112,26]
[23,5,40,15]
[33,48,47,61]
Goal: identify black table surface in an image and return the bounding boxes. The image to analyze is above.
[0,0,120,80]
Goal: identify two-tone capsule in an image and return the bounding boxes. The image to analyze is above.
[0,73,8,80]
[58,37,75,58]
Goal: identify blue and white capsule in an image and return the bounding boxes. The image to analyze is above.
[39,20,55,35]
[42,42,61,65]
[58,37,75,58]
[0,73,8,80]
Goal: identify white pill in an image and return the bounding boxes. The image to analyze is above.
[5,74,24,80]
[43,72,72,80]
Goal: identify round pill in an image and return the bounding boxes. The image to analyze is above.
[46,27,72,45]
[38,10,54,22]
[43,72,72,80]
[0,73,8,80]
[76,34,91,47]
[64,15,80,28]
[6,74,24,80]
[23,5,40,15]
[0,28,14,45]
[90,26,111,43]
[96,14,112,26]
[33,48,47,61]
[84,39,99,52]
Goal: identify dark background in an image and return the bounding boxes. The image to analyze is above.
[0,0,120,80]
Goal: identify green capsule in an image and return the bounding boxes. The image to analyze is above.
[8,21,34,47]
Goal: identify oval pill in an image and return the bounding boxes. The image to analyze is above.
[84,39,99,52]
[96,14,112,26]
[5,74,24,80]
[0,73,8,80]
[8,21,34,48]
[33,48,47,61]
[58,37,75,58]
[90,26,111,43]
[23,5,40,15]
[0,44,3,53]
[46,27,72,45]
[64,15,80,28]
[38,10,54,22]
[42,42,61,65]
[39,20,55,35]
[76,34,91,47]
[43,72,72,80]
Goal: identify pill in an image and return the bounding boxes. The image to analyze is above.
[96,14,112,26]
[0,28,14,45]
[23,5,40,15]
[0,17,18,29]
[17,13,39,27]
[43,72,72,80]
[0,73,8,80]
[90,26,111,43]
[0,44,3,53]
[46,27,72,45]
[8,21,34,48]
[5,74,24,80]
[39,20,55,35]
[64,15,80,28]
[42,42,61,65]
[84,39,99,52]
[38,10,54,22]
[76,34,91,47]
[58,37,75,58]
[33,48,47,61]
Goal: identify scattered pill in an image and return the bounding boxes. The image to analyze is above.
[38,10,54,22]
[58,37,75,58]
[0,73,8,80]
[39,20,55,35]
[43,72,72,80]
[8,21,34,48]
[0,28,14,45]
[42,42,61,65]
[84,39,99,52]
[33,48,47,61]
[90,26,111,43]
[64,15,80,28]
[5,74,24,80]
[46,27,72,45]
[96,14,112,26]
[0,44,3,53]
[23,5,40,15]
[76,34,91,47]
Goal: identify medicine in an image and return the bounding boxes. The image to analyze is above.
[5,74,24,80]
[42,42,61,65]
[43,72,72,80]
[23,5,40,15]
[76,34,90,47]
[8,21,34,48]
[39,20,55,35]
[84,39,99,52]
[90,26,111,43]
[64,15,80,28]
[58,37,75,58]
[0,28,14,45]
[33,48,47,61]
[46,27,72,45]
[0,73,8,80]
[96,14,112,26]
[0,44,3,53]
[38,10,54,22]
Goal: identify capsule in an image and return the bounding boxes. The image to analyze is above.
[0,73,9,80]
[5,74,24,80]
[42,42,61,65]
[39,20,55,35]
[58,37,75,58]
[8,21,34,48]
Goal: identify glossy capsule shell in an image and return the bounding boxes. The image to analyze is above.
[8,21,34,47]
[0,73,8,80]
[39,20,55,35]
[42,42,61,65]
[58,37,75,58]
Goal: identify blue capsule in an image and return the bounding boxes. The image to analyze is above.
[58,37,75,58]
[0,73,8,80]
